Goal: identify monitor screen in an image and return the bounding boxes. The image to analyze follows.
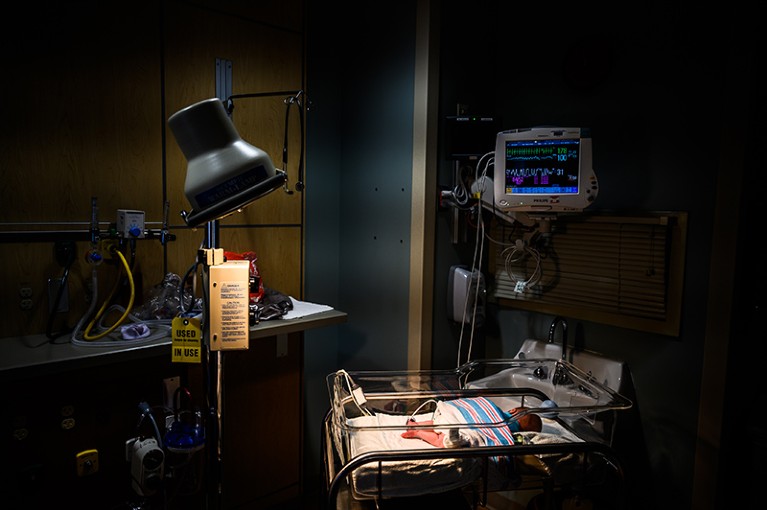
[503,138,580,195]
[494,127,598,213]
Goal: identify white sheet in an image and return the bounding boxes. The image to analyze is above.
[343,401,584,499]
[347,411,482,498]
[283,297,333,319]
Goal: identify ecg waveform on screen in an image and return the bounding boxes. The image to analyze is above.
[505,145,556,158]
[504,141,580,194]
[505,145,578,161]
[507,167,566,185]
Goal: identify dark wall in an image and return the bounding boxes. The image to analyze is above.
[303,0,418,482]
[435,2,760,509]
[304,1,763,508]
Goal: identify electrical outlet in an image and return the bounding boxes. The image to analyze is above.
[19,286,34,311]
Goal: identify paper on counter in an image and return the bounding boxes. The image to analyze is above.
[283,297,334,319]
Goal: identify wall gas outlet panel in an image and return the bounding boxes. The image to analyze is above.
[116,209,145,238]
[76,449,99,476]
[209,260,250,351]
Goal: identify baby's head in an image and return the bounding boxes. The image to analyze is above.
[509,407,543,432]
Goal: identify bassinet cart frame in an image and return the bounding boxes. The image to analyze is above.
[321,358,632,509]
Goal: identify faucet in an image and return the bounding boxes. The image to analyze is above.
[548,316,569,361]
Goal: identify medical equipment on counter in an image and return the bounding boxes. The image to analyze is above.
[116,209,146,239]
[493,127,598,214]
[69,237,172,347]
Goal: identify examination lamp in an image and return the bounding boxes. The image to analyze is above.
[168,97,287,228]
[168,96,293,506]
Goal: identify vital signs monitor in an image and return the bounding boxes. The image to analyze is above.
[493,127,598,213]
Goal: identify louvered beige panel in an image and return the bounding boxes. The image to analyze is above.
[490,212,687,336]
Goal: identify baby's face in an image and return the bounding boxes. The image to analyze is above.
[508,407,542,432]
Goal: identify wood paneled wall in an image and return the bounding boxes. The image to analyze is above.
[0,0,306,339]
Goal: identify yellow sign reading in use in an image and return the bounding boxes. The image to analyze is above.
[171,316,202,363]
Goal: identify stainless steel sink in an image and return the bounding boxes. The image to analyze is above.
[514,338,625,393]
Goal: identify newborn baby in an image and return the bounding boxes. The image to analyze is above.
[401,397,542,448]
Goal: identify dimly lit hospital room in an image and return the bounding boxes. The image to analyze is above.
[0,1,763,509]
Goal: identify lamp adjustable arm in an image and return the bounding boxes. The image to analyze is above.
[225,90,306,194]
[224,90,303,115]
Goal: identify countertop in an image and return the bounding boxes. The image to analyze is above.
[0,308,347,381]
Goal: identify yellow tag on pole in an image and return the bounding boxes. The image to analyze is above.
[171,316,202,363]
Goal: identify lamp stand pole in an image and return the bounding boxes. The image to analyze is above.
[203,219,223,509]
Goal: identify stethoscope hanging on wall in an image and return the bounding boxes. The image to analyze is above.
[281,90,305,194]
[225,90,307,194]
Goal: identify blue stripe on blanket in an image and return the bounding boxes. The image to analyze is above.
[444,397,518,446]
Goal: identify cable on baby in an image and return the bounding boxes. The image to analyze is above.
[407,398,439,422]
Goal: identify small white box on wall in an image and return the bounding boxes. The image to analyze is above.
[116,209,146,238]
[447,265,485,326]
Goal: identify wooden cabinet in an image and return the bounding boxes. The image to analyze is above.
[0,351,186,508]
[219,333,303,507]
[0,310,344,508]
[0,338,303,509]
